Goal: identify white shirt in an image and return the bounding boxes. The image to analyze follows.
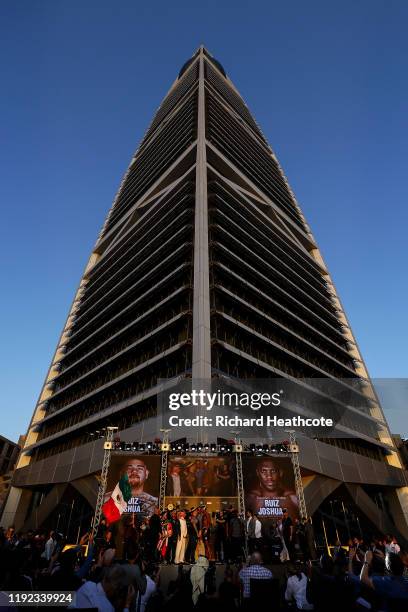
[171,473,181,496]
[179,517,187,537]
[254,518,262,539]
[135,575,156,612]
[386,542,401,554]
[285,573,313,610]
[75,581,115,612]
[44,537,55,560]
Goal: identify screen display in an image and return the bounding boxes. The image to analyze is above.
[243,456,298,520]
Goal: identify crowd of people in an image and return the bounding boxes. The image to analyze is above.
[117,506,316,566]
[0,519,407,611]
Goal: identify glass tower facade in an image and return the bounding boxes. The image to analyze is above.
[3,47,407,540]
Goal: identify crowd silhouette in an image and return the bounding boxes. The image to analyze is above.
[0,513,407,611]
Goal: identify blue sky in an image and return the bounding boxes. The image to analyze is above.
[1,1,407,442]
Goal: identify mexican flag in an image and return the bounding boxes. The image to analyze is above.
[102,474,132,525]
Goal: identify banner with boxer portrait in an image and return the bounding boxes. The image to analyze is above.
[243,456,299,521]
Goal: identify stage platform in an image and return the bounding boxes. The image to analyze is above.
[156,562,287,593]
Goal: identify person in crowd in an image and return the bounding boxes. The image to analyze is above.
[186,509,199,564]
[75,563,135,611]
[307,552,356,612]
[359,549,408,607]
[88,546,116,583]
[282,509,294,560]
[166,509,179,564]
[239,551,273,601]
[229,511,245,562]
[147,507,162,561]
[218,566,239,611]
[174,510,188,564]
[42,530,56,561]
[215,510,227,563]
[246,510,256,554]
[285,562,314,610]
[135,563,160,612]
[190,554,209,605]
[304,518,317,561]
[158,511,173,562]
[385,535,401,555]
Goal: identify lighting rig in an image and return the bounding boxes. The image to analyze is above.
[109,438,294,455]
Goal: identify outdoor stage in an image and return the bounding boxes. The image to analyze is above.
[155,562,288,593]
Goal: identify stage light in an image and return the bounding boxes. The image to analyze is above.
[204,443,210,451]
[125,443,132,451]
[210,444,217,452]
[257,445,263,452]
[184,443,189,450]
[191,444,197,452]
[132,442,138,451]
[250,444,256,453]
[120,442,126,451]
[139,443,146,451]
[197,443,203,452]
[114,438,121,450]
[176,443,183,451]
[263,444,269,451]
[226,445,233,453]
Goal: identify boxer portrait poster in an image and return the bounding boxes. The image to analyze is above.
[243,456,299,520]
[104,454,160,523]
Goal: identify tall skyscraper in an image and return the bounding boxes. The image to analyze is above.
[3,47,407,540]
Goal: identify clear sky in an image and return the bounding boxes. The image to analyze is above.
[1,1,407,442]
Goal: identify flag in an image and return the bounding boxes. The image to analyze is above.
[102,473,132,525]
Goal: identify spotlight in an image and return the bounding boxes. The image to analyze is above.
[210,444,217,452]
[191,444,197,452]
[132,442,138,451]
[263,444,269,452]
[125,443,132,452]
[197,443,203,452]
[250,444,256,453]
[120,442,126,451]
[204,443,210,451]
[139,443,146,452]
[146,442,153,450]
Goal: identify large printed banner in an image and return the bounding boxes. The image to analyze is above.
[165,456,237,510]
[105,454,161,520]
[243,456,299,520]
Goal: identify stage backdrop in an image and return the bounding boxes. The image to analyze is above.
[165,456,237,511]
[243,456,299,520]
[105,454,161,521]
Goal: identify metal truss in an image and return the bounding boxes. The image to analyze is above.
[288,430,308,519]
[159,429,171,511]
[91,426,117,539]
